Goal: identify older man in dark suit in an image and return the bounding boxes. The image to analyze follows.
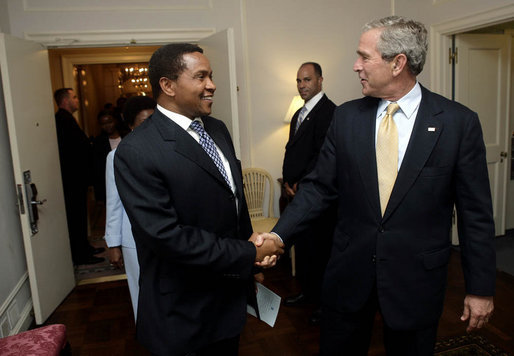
[281,62,336,325]
[114,43,283,356]
[261,16,495,355]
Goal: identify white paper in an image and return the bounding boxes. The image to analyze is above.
[247,283,281,327]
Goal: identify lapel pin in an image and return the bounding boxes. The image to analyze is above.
[428,127,436,132]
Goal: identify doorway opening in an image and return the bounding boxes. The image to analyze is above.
[48,45,159,284]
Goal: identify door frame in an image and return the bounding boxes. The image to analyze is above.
[430,3,514,96]
[430,4,514,239]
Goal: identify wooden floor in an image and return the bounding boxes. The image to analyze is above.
[44,249,514,355]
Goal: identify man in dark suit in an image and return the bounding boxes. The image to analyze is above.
[54,88,104,265]
[281,62,336,325]
[260,16,495,355]
[114,43,284,356]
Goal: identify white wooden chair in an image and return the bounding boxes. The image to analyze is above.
[242,168,296,276]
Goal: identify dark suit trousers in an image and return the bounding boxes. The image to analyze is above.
[281,192,335,304]
[320,285,438,356]
[62,183,93,264]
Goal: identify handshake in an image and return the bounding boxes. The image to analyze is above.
[249,232,285,268]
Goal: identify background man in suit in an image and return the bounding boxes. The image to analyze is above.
[54,88,104,265]
[261,16,495,355]
[281,62,336,325]
[114,43,283,356]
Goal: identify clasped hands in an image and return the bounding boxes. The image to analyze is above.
[249,232,285,268]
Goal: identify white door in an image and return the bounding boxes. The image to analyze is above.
[0,34,75,324]
[454,34,510,237]
[199,28,241,158]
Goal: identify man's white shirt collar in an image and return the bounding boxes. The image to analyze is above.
[376,82,421,120]
[157,104,202,131]
[303,91,324,113]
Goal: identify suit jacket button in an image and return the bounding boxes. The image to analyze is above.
[229,195,235,201]
[378,226,385,233]
[372,255,376,263]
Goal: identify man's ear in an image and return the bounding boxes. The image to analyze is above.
[391,54,408,75]
[159,77,176,97]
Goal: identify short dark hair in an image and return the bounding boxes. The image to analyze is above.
[148,43,204,98]
[300,62,322,77]
[123,96,156,126]
[54,88,72,105]
[97,109,114,122]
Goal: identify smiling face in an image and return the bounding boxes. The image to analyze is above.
[353,28,395,99]
[169,52,216,119]
[296,64,322,102]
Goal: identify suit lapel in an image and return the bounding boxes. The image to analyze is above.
[355,97,382,216]
[153,111,232,191]
[204,118,244,198]
[383,87,443,220]
[286,109,301,145]
[288,95,327,145]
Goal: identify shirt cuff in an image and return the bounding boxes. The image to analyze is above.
[270,231,283,243]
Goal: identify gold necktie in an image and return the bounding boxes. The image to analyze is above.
[376,102,400,216]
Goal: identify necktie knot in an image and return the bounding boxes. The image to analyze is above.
[189,120,231,188]
[386,102,400,117]
[189,120,204,134]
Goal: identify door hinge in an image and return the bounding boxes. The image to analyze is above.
[449,47,458,64]
[16,184,25,214]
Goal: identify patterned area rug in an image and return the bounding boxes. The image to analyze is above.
[435,334,511,355]
[74,236,126,285]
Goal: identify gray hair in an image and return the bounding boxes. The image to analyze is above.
[363,16,428,75]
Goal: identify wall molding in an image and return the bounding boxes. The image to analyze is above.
[11,298,32,335]
[23,0,213,12]
[25,28,216,47]
[0,272,31,336]
[0,272,29,316]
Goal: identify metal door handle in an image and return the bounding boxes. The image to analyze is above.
[31,199,47,205]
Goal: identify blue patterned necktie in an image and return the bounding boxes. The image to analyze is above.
[189,120,231,187]
[295,106,308,133]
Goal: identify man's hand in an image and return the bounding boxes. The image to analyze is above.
[249,232,284,268]
[461,294,494,332]
[108,246,124,269]
[284,182,298,198]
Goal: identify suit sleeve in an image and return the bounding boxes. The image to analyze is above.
[274,114,339,246]
[114,139,256,279]
[455,112,496,296]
